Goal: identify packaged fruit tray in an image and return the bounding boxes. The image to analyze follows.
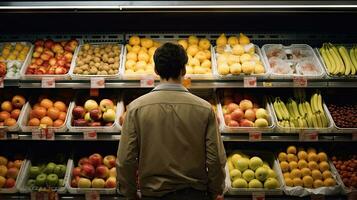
[216,90,275,133]
[0,157,26,194]
[69,42,124,80]
[0,94,27,132]
[0,42,34,80]
[67,94,123,133]
[261,44,326,79]
[18,159,71,194]
[20,39,80,80]
[121,34,217,80]
[225,150,284,195]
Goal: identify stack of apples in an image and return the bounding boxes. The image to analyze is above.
[0,95,26,127]
[227,152,279,189]
[0,42,31,62]
[71,153,117,189]
[221,93,270,128]
[72,99,116,127]
[278,146,336,188]
[26,39,78,75]
[0,156,23,189]
[26,162,67,188]
[27,98,67,127]
[332,155,357,189]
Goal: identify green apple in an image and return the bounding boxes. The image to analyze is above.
[232,178,248,188]
[249,179,263,188]
[229,169,241,180]
[255,167,269,181]
[84,112,92,122]
[236,157,249,172]
[249,156,263,170]
[26,179,36,188]
[58,179,64,187]
[267,169,277,178]
[255,108,269,120]
[264,178,279,189]
[242,169,255,182]
[103,109,116,122]
[29,166,41,179]
[35,173,47,187]
[53,164,66,178]
[46,174,59,187]
[43,162,56,174]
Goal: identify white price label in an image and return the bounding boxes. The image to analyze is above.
[252,192,265,200]
[311,194,325,200]
[41,77,56,88]
[32,128,45,140]
[244,77,257,87]
[85,191,100,200]
[31,191,58,200]
[140,75,155,87]
[299,131,318,141]
[91,77,105,88]
[83,131,97,140]
[44,128,55,140]
[249,132,262,141]
[293,76,307,87]
[0,129,6,140]
[0,77,4,88]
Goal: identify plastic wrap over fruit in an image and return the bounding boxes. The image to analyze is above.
[269,57,293,74]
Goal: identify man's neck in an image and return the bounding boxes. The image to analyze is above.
[160,78,182,85]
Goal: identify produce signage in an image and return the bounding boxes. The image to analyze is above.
[244,77,257,87]
[299,131,318,141]
[85,191,100,200]
[252,192,265,200]
[293,76,307,87]
[140,75,155,87]
[249,132,262,141]
[41,78,55,88]
[90,77,105,88]
[31,191,58,200]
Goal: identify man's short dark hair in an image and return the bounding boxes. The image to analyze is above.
[154,42,188,80]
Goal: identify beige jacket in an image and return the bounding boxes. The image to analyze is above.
[117,84,226,199]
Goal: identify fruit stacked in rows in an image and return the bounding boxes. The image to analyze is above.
[125,36,160,75]
[0,156,23,188]
[72,99,116,127]
[273,91,329,128]
[26,162,66,188]
[332,155,357,189]
[278,146,336,188]
[221,93,270,128]
[216,33,265,75]
[0,95,26,127]
[177,35,212,75]
[71,154,117,188]
[320,44,357,76]
[26,39,78,75]
[73,43,121,75]
[328,103,357,128]
[27,98,67,127]
[227,152,279,189]
[0,43,30,62]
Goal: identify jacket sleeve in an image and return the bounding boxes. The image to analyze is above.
[206,108,227,197]
[117,109,139,199]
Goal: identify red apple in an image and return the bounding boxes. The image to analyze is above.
[5,178,15,188]
[35,46,44,53]
[231,108,244,122]
[95,165,109,179]
[105,177,116,188]
[244,109,256,122]
[55,66,67,74]
[71,176,79,187]
[44,39,55,49]
[81,164,95,178]
[34,39,44,46]
[227,103,239,114]
[78,157,92,167]
[89,109,102,121]
[89,153,103,167]
[72,167,81,177]
[7,161,15,168]
[32,52,41,58]
[228,120,239,127]
[224,114,231,125]
[40,53,52,61]
[7,167,19,179]
[64,52,73,62]
[103,155,116,169]
[57,59,66,67]
[72,106,85,119]
[240,119,254,127]
[35,58,43,66]
[73,119,88,126]
[49,58,57,66]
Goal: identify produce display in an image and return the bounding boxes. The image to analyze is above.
[272,91,329,129]
[263,44,322,76]
[221,92,270,128]
[72,99,116,127]
[0,42,31,62]
[70,153,116,188]
[215,33,265,75]
[227,152,280,189]
[0,155,23,189]
[25,39,78,75]
[27,97,68,127]
[72,43,121,76]
[0,95,26,127]
[26,162,67,188]
[328,102,357,128]
[278,146,336,188]
[319,44,357,76]
[332,155,357,189]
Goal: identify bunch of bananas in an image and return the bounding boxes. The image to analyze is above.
[273,91,329,129]
[319,43,357,76]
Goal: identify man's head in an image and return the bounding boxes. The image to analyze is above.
[154,42,188,81]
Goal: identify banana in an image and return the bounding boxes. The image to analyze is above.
[316,113,323,128]
[331,43,346,74]
[324,45,338,75]
[317,93,324,113]
[291,99,301,118]
[320,45,333,74]
[310,93,318,113]
[320,112,328,127]
[311,114,319,128]
[290,121,295,128]
[297,117,304,128]
[304,101,313,116]
[350,47,357,75]
[306,114,313,128]
[302,118,308,128]
[328,43,344,74]
[279,99,290,120]
[273,99,283,121]
[287,101,295,119]
[298,102,307,117]
[338,46,353,75]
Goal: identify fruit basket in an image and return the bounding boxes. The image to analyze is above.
[213,33,269,79]
[120,34,217,80]
[216,89,275,133]
[0,154,26,193]
[20,38,80,80]
[276,146,343,196]
[0,92,27,132]
[0,42,33,80]
[225,150,284,195]
[67,92,123,133]
[69,42,124,80]
[261,44,325,79]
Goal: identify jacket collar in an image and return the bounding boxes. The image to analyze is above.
[152,83,188,92]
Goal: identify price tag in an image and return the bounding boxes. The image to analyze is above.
[311,194,325,200]
[299,131,318,141]
[182,77,191,89]
[252,192,265,200]
[41,77,55,88]
[263,81,272,87]
[0,77,4,88]
[32,128,45,140]
[44,128,55,140]
[83,131,97,140]
[249,132,262,141]
[31,191,58,200]
[91,77,105,88]
[244,77,257,87]
[85,191,100,200]
[140,75,155,87]
[352,133,357,141]
[293,76,307,87]
[0,129,7,140]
